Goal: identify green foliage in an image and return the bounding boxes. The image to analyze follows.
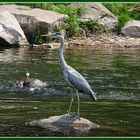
[29,3,56,11]
[104,3,140,32]
[26,26,44,44]
[56,5,81,37]
[80,20,105,36]
[116,13,130,32]
[54,4,85,37]
[28,3,70,10]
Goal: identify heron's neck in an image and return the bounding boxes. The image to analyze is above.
[58,37,67,69]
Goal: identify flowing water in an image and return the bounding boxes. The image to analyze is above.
[0,46,140,137]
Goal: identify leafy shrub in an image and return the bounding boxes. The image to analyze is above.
[116,13,130,32]
[80,20,105,36]
[54,4,85,37]
[26,26,44,44]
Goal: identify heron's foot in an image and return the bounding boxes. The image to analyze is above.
[76,115,81,121]
[67,111,72,115]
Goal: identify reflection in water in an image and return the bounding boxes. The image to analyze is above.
[0,47,29,62]
[0,46,140,136]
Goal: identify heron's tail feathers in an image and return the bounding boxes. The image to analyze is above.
[90,90,97,101]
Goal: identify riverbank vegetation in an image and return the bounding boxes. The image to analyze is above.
[26,3,104,44]
[104,3,140,32]
[19,3,140,44]
[29,3,140,35]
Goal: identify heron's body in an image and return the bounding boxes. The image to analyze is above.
[50,32,97,119]
[62,64,96,99]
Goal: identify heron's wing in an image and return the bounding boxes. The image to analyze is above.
[67,69,92,94]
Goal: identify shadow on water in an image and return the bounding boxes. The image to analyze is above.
[0,46,140,136]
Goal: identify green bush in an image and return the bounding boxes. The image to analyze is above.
[26,3,52,10]
[26,26,44,44]
[116,13,130,32]
[80,20,105,36]
[54,4,85,37]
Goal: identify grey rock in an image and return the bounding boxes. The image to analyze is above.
[14,77,47,88]
[29,79,48,87]
[70,2,118,30]
[0,11,28,46]
[0,5,67,34]
[121,20,140,38]
[26,114,100,134]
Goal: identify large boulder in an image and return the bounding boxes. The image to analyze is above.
[70,3,118,30]
[0,11,29,46]
[0,5,66,34]
[121,20,140,38]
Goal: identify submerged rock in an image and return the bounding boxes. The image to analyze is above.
[26,114,99,134]
[13,72,47,88]
[0,11,28,46]
[121,20,140,38]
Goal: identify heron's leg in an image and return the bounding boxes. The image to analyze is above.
[76,90,80,120]
[67,88,74,115]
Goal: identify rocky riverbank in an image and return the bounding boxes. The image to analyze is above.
[0,4,139,48]
[68,33,140,48]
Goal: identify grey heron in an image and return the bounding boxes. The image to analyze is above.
[45,32,97,120]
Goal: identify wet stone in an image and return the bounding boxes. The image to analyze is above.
[26,114,100,133]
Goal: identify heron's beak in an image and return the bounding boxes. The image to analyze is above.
[41,32,52,37]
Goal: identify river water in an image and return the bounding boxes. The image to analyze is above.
[0,46,140,137]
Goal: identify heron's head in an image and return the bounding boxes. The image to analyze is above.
[42,32,64,40]
[52,32,62,37]
[51,32,64,40]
